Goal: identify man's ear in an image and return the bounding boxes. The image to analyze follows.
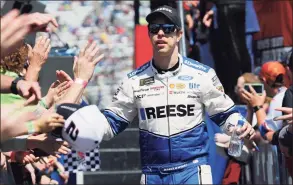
[176,29,183,43]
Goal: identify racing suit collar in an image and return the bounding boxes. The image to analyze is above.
[151,54,183,79]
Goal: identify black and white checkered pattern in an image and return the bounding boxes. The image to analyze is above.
[63,147,100,172]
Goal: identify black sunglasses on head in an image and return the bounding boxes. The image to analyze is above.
[148,24,177,34]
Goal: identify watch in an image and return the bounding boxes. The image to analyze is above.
[10,76,24,95]
[253,105,263,113]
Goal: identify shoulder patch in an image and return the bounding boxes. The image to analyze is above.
[183,58,210,73]
[127,62,150,78]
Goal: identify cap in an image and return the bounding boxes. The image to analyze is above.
[53,103,82,138]
[259,61,286,85]
[57,104,103,152]
[146,5,181,28]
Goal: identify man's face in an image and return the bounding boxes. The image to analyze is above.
[148,16,182,56]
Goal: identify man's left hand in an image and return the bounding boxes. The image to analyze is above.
[238,122,256,140]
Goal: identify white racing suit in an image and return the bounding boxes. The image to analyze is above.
[82,54,243,184]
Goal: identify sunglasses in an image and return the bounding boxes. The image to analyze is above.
[148,24,177,34]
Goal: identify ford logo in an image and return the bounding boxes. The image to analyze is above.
[178,75,193,81]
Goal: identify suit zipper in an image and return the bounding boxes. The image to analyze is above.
[166,77,171,163]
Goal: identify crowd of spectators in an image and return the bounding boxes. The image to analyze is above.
[0,4,105,184]
[39,1,150,109]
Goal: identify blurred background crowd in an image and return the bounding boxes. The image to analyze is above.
[0,0,292,185]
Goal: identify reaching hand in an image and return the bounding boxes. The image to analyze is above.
[203,10,214,28]
[54,81,71,104]
[14,151,37,164]
[44,81,71,108]
[27,12,59,33]
[16,80,42,105]
[214,133,230,148]
[34,113,65,133]
[274,107,293,124]
[239,85,266,107]
[27,36,51,69]
[56,70,73,83]
[238,122,256,140]
[1,10,31,58]
[73,41,104,82]
[1,10,58,58]
[28,134,71,158]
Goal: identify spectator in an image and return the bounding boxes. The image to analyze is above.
[275,49,293,177]
[203,0,260,101]
[219,72,267,185]
[240,61,290,142]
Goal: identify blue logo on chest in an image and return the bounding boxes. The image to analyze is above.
[178,75,193,81]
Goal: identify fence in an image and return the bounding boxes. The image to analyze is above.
[236,104,292,184]
[241,143,292,184]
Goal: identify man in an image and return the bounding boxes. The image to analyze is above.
[241,61,290,138]
[59,6,255,184]
[203,0,255,101]
[276,49,293,177]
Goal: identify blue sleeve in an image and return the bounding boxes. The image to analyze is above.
[209,106,239,127]
[102,109,130,136]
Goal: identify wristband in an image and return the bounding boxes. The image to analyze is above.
[253,105,263,113]
[74,78,88,88]
[39,98,49,109]
[258,122,271,139]
[26,121,36,135]
[10,76,25,95]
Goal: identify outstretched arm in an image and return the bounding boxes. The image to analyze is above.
[57,41,104,105]
[202,69,255,140]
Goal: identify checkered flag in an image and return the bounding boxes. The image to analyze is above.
[63,147,100,172]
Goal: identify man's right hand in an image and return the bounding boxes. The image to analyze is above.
[73,41,104,82]
[16,80,42,105]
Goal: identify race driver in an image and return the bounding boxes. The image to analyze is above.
[58,5,256,184]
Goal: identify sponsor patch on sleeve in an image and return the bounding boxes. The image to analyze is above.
[216,86,224,93]
[212,75,221,86]
[127,62,150,78]
[140,76,155,86]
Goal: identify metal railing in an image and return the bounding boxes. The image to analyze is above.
[240,135,292,184]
